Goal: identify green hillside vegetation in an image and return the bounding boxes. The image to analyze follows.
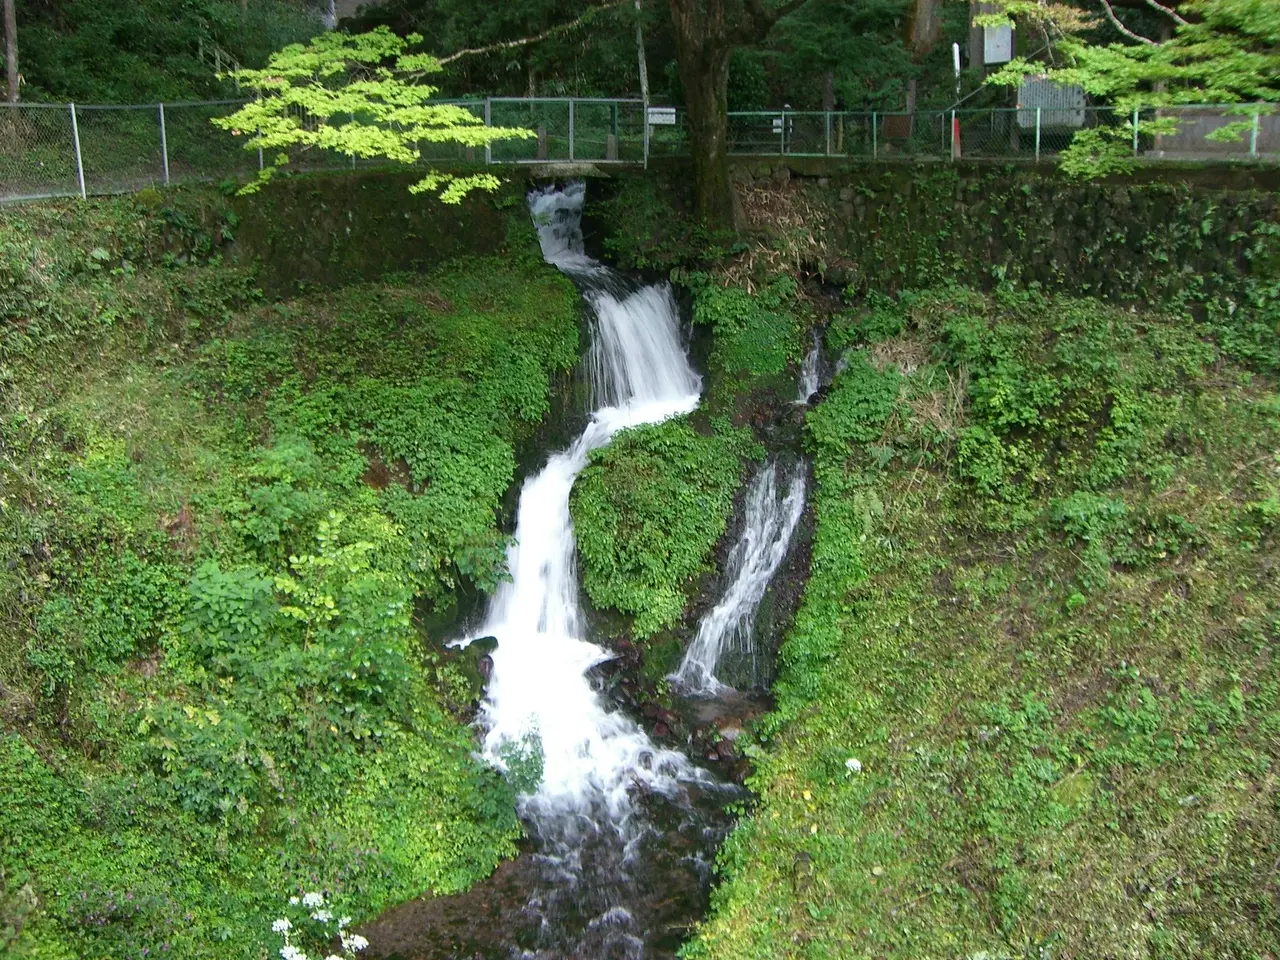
[0,190,579,957]
[686,286,1280,958]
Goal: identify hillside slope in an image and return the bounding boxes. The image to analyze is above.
[0,189,579,957]
[687,286,1280,958]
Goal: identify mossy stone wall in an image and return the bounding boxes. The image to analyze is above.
[727,160,1280,302]
[231,170,525,296]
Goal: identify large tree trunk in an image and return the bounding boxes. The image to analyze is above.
[668,0,810,230]
[670,0,737,231]
[3,0,17,104]
[677,42,735,230]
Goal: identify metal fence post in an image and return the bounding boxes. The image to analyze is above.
[69,103,87,199]
[1250,111,1260,157]
[825,110,832,156]
[1132,106,1140,157]
[568,98,575,161]
[1034,107,1042,163]
[484,98,492,164]
[159,102,170,186]
[950,109,957,162]
[872,111,877,159]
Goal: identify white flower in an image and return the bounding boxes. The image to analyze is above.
[311,908,333,923]
[302,892,325,909]
[272,918,293,933]
[338,916,351,929]
[325,956,344,960]
[289,896,300,906]
[280,946,307,960]
[342,933,369,952]
[845,757,863,774]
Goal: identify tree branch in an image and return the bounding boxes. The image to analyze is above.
[1140,0,1188,26]
[1098,0,1156,45]
[438,0,629,66]
[738,0,813,42]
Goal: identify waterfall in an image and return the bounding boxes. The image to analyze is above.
[466,183,719,956]
[671,461,807,696]
[796,336,821,404]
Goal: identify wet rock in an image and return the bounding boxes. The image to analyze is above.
[653,722,670,738]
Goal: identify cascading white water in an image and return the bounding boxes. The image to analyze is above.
[468,183,718,956]
[796,337,821,404]
[670,461,807,696]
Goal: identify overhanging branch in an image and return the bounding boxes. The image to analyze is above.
[1099,0,1157,45]
[1140,0,1188,26]
[438,0,629,66]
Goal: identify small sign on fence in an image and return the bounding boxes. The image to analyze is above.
[647,107,677,126]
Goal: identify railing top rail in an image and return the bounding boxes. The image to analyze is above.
[488,96,646,104]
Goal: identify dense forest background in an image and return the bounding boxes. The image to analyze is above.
[6,0,972,110]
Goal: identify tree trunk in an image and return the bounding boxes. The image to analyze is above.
[670,1,737,231]
[679,44,735,230]
[906,0,942,60]
[3,0,17,104]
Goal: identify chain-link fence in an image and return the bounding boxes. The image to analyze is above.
[2,99,1276,202]
[660,105,1278,163]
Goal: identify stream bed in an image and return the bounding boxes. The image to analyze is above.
[365,183,806,959]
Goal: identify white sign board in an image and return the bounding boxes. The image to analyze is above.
[647,107,676,126]
[984,24,1013,64]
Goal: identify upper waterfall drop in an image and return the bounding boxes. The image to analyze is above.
[797,335,821,404]
[671,460,807,696]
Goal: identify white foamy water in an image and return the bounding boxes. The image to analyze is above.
[670,461,807,696]
[473,182,708,839]
[796,336,821,404]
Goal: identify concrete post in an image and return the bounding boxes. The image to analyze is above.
[159,103,170,186]
[70,103,86,199]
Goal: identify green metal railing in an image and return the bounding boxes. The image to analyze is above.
[3,98,1275,203]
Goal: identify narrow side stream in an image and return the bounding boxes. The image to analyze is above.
[671,460,807,696]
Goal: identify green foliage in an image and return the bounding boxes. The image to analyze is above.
[0,190,579,958]
[571,418,755,637]
[987,0,1280,177]
[17,0,324,102]
[687,285,1280,960]
[215,27,534,200]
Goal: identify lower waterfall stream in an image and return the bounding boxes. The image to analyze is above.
[366,183,805,959]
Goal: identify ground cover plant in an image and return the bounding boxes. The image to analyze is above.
[0,187,580,958]
[572,417,759,639]
[685,285,1280,959]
